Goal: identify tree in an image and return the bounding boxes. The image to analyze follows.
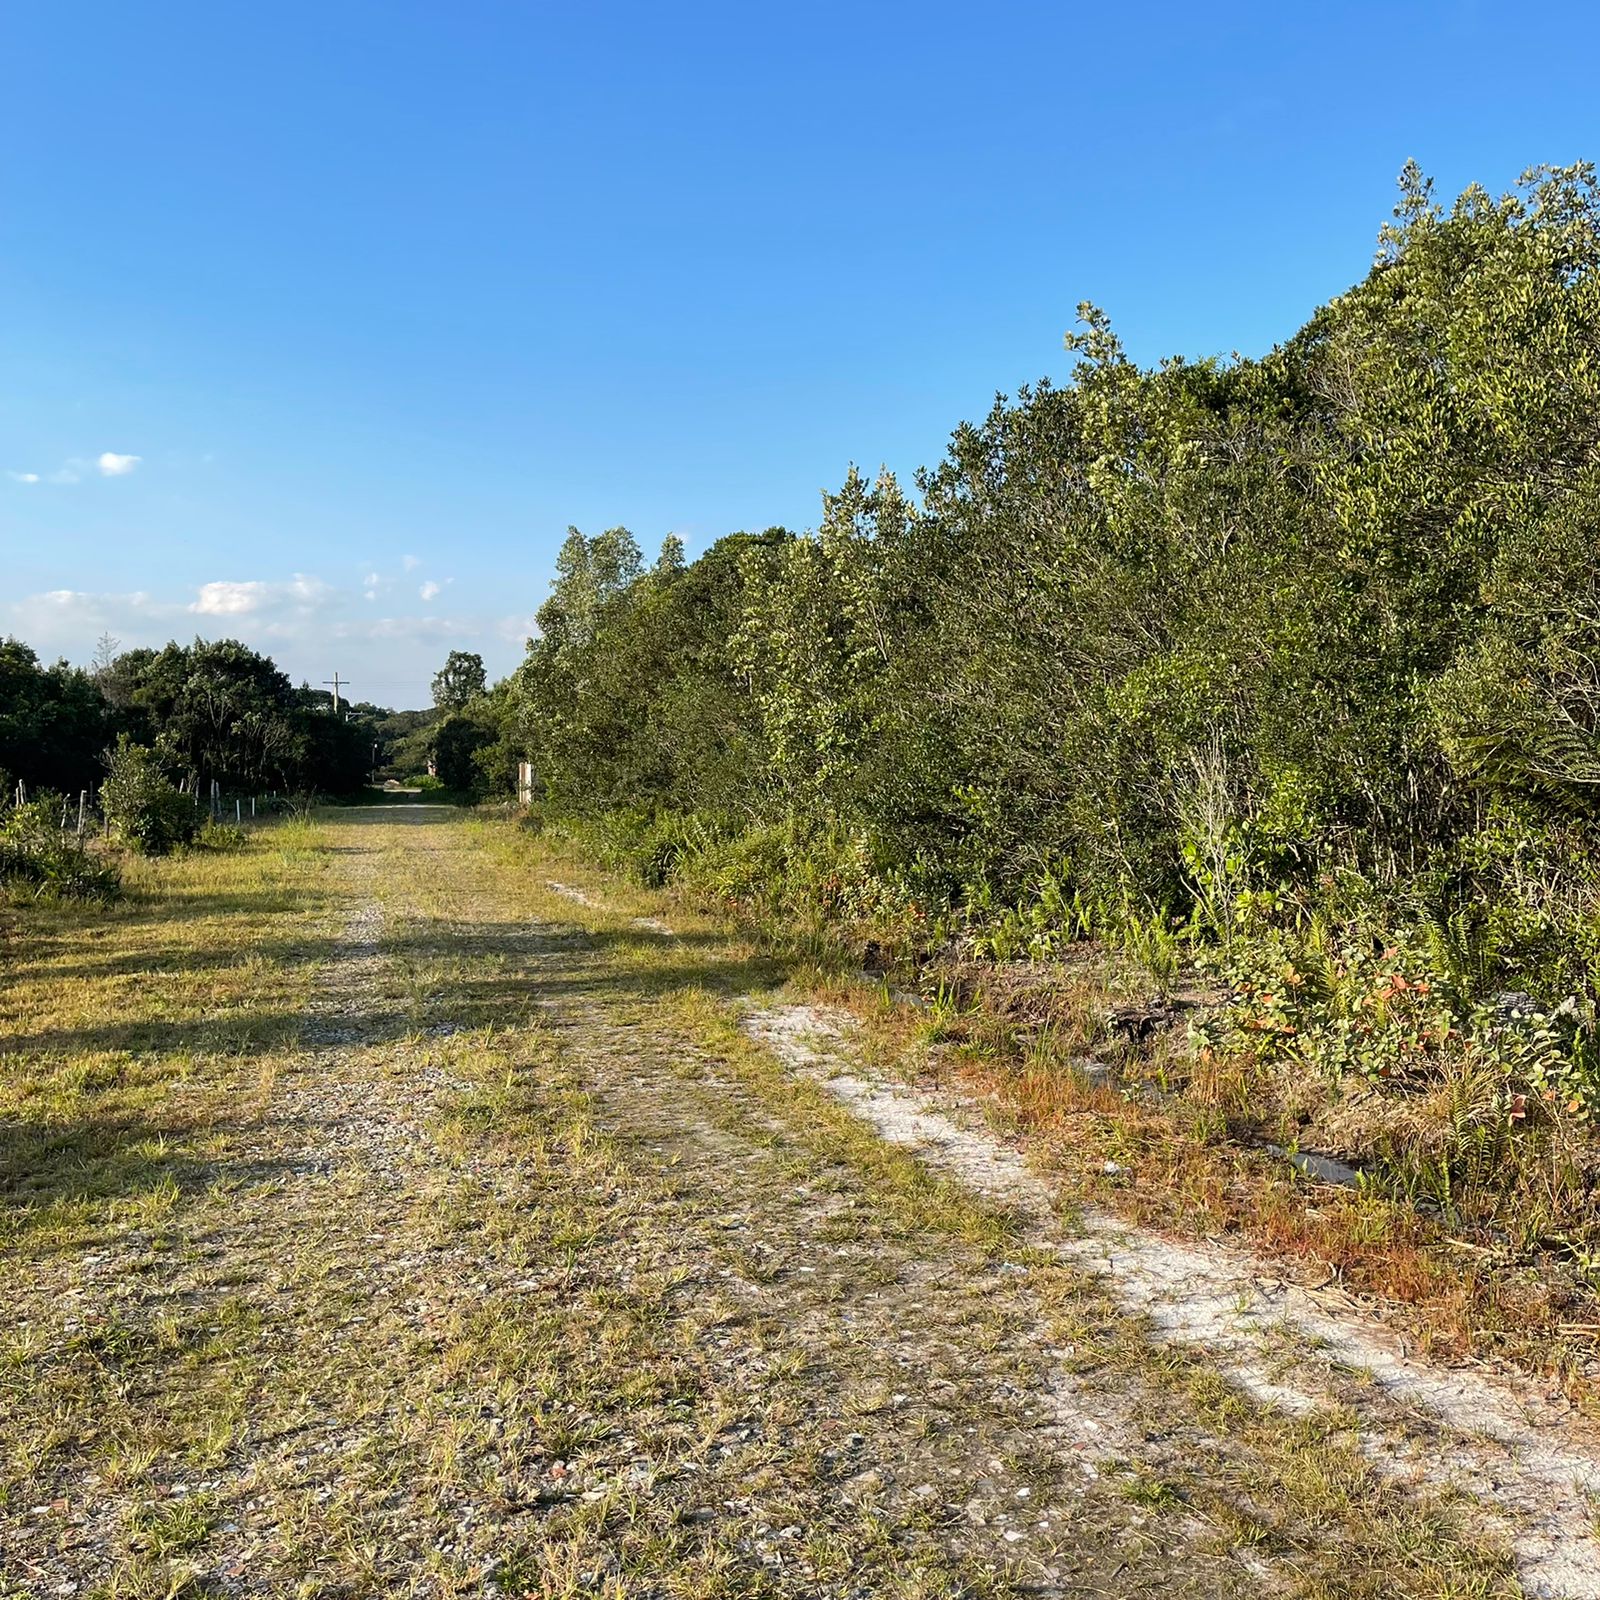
[500,162,1600,968]
[431,715,480,792]
[432,651,488,711]
[109,638,372,794]
[0,638,119,796]
[512,527,785,818]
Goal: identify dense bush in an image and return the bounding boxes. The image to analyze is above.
[101,738,201,856]
[512,163,1600,1113]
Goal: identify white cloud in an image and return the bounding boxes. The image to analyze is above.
[418,580,442,602]
[190,574,333,617]
[402,554,421,572]
[192,580,270,616]
[12,452,142,485]
[8,587,164,643]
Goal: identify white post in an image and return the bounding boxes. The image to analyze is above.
[235,798,241,822]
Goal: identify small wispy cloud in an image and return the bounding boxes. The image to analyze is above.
[418,580,442,602]
[12,452,143,485]
[402,554,421,573]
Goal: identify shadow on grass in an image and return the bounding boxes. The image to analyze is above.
[0,1106,280,1244]
[5,934,344,989]
[0,919,779,1062]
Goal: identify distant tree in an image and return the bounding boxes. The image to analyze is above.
[432,650,488,711]
[118,639,300,789]
[655,534,686,578]
[107,638,372,795]
[433,712,491,793]
[91,631,121,680]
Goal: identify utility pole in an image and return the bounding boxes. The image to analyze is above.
[323,672,349,714]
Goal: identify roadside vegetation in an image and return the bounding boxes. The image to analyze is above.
[506,165,1600,1371]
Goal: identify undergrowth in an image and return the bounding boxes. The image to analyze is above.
[518,802,1600,1377]
[0,796,121,902]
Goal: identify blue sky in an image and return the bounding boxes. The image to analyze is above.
[3,1,1595,707]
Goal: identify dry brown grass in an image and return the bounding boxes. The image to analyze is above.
[796,958,1600,1408]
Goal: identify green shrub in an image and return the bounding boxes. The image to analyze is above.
[1191,895,1600,1121]
[101,738,200,856]
[193,820,248,852]
[0,797,121,901]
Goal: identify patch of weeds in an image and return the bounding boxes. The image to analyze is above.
[1118,1471,1186,1511]
[127,1490,221,1556]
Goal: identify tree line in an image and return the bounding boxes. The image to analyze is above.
[0,636,518,807]
[512,164,1600,1089]
[4,635,372,801]
[11,162,1600,1077]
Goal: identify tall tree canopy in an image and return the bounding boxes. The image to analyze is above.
[432,651,488,712]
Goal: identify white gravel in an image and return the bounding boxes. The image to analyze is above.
[743,1001,1600,1600]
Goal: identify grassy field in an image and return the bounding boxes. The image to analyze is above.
[0,810,1565,1596]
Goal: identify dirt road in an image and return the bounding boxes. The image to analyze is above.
[3,810,1593,1597]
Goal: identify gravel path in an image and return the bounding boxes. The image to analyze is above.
[0,812,1545,1598]
[744,1002,1600,1600]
